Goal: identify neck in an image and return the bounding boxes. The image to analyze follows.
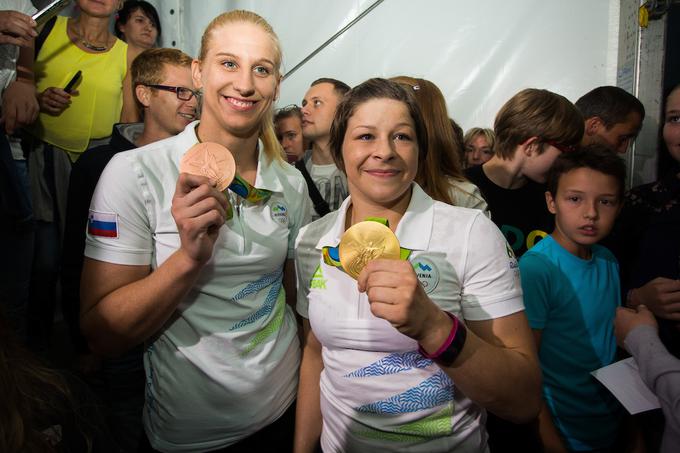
[196,118,259,175]
[311,138,334,165]
[482,156,528,189]
[76,15,111,40]
[551,232,592,260]
[135,122,173,148]
[346,186,412,232]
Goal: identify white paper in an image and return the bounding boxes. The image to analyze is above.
[591,357,661,414]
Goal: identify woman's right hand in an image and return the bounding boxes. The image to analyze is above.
[38,87,76,115]
[0,10,37,46]
[171,172,229,265]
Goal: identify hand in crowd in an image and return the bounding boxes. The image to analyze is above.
[629,277,680,321]
[614,305,658,350]
[38,87,77,116]
[357,259,451,344]
[1,79,38,134]
[0,10,37,46]
[171,173,229,265]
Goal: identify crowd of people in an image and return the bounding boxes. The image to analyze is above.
[0,2,679,453]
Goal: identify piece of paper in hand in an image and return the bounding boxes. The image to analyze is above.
[591,357,660,414]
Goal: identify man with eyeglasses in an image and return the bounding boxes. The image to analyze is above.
[274,104,305,163]
[60,47,197,453]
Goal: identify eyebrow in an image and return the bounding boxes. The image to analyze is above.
[351,122,414,130]
[563,189,618,196]
[213,52,275,67]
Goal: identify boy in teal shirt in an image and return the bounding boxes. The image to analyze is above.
[520,145,625,451]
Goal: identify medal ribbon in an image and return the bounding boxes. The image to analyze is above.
[322,217,411,272]
[223,174,273,220]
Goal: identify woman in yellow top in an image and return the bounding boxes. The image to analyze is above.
[33,0,137,160]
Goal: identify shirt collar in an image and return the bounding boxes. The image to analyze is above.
[177,121,284,193]
[315,183,434,251]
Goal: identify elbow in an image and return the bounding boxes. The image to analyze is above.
[487,366,543,423]
[81,317,130,359]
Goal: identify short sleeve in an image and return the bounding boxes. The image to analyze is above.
[84,153,154,265]
[460,213,524,321]
[287,179,312,260]
[518,252,552,329]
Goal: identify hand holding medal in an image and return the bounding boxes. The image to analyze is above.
[172,143,234,264]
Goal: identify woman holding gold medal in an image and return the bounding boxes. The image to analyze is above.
[294,78,541,453]
[80,10,310,452]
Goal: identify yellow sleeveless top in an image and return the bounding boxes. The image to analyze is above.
[33,16,127,157]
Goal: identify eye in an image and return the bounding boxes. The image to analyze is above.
[567,196,581,203]
[600,198,618,206]
[313,100,322,107]
[465,146,474,154]
[301,100,307,107]
[253,66,271,76]
[667,115,680,124]
[394,133,412,141]
[357,133,373,141]
[222,60,237,70]
[482,148,494,156]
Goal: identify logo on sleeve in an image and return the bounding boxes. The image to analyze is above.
[88,210,118,238]
[271,202,289,225]
[310,265,326,290]
[411,257,439,294]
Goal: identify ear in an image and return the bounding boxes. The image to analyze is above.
[584,117,604,137]
[519,136,540,157]
[545,190,557,214]
[135,85,151,108]
[191,59,203,91]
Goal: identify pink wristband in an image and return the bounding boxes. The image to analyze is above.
[418,312,458,359]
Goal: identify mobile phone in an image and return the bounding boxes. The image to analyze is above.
[64,70,81,93]
[32,0,71,28]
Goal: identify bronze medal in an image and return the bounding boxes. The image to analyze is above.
[179,142,236,191]
[339,221,401,279]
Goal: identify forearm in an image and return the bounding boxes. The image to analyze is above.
[536,401,568,453]
[625,325,680,432]
[294,325,324,453]
[421,312,541,422]
[81,250,204,356]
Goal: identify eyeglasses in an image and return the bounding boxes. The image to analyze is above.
[545,140,577,153]
[144,84,197,101]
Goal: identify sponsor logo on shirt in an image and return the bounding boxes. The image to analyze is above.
[412,257,439,294]
[271,202,289,225]
[310,265,326,290]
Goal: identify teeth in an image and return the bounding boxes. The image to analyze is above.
[179,113,195,119]
[228,97,254,108]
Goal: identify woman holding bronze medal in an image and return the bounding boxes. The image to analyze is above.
[294,78,541,453]
[80,10,310,452]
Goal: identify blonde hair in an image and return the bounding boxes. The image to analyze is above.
[131,48,193,113]
[198,10,284,162]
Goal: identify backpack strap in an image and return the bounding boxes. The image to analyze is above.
[295,159,331,217]
[34,16,57,60]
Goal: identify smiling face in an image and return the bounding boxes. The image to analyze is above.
[140,63,197,138]
[342,98,419,209]
[118,8,158,49]
[546,167,621,258]
[192,21,280,141]
[663,88,680,165]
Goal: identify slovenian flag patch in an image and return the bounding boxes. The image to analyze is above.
[88,210,119,238]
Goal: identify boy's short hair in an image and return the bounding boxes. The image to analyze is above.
[494,88,584,159]
[311,77,351,98]
[575,86,645,128]
[547,144,626,198]
[131,48,193,111]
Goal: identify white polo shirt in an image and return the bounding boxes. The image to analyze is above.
[295,184,523,453]
[85,121,311,452]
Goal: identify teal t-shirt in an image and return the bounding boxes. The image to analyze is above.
[519,235,623,451]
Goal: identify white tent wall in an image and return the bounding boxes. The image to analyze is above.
[146,0,665,185]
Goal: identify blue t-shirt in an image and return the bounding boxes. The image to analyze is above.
[519,235,623,451]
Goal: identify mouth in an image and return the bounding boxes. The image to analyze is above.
[364,169,400,177]
[223,96,256,111]
[577,225,598,236]
[301,120,312,127]
[178,112,196,121]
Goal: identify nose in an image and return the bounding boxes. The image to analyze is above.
[583,201,598,220]
[300,104,310,117]
[372,136,397,160]
[233,69,255,97]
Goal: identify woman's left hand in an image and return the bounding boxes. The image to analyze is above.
[357,259,450,344]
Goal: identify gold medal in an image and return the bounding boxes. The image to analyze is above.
[339,220,401,279]
[179,142,236,191]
